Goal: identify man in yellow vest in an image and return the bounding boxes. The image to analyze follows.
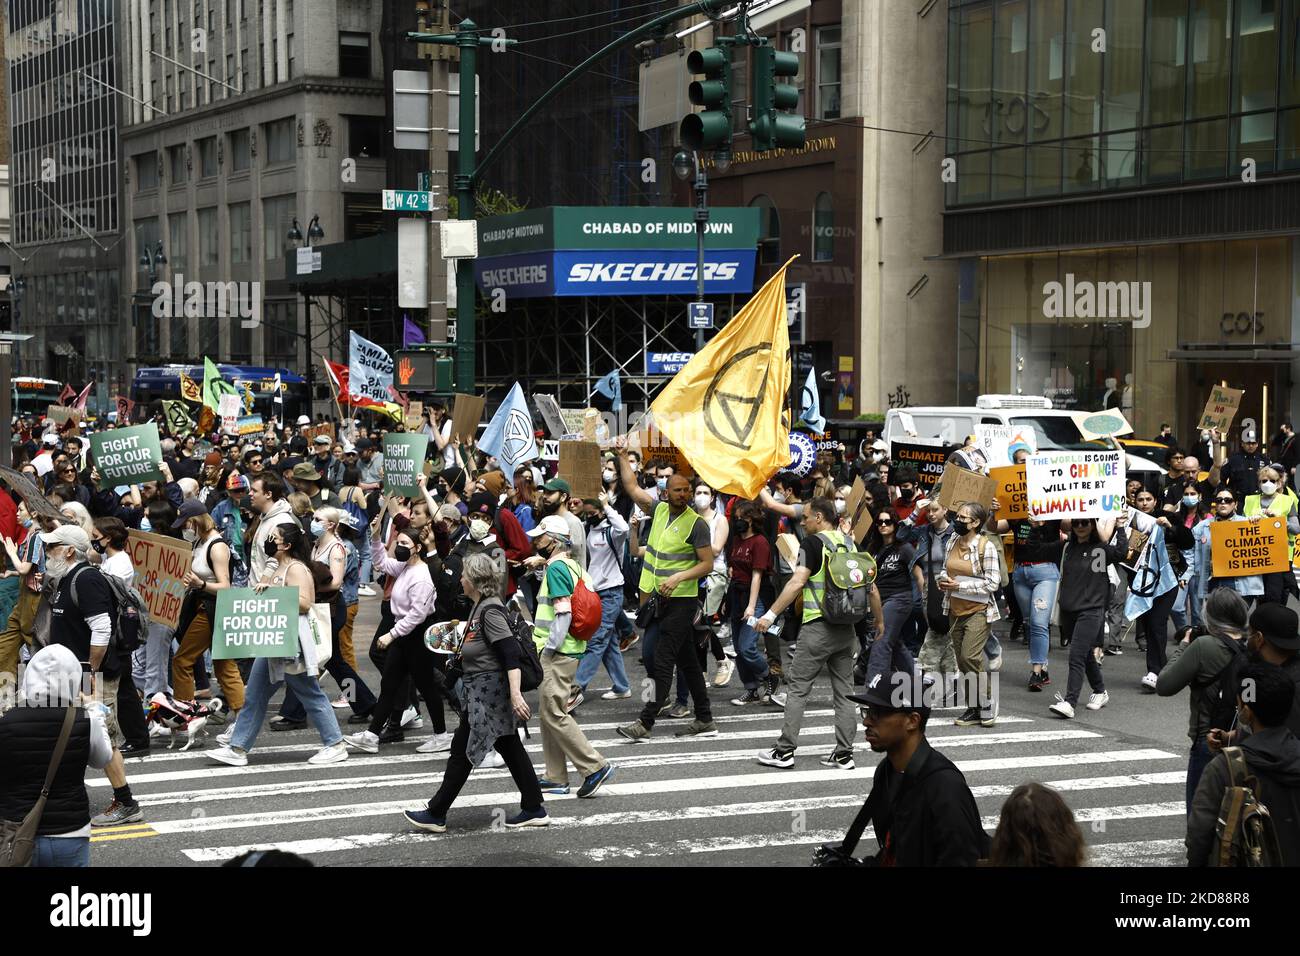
[614,448,717,741]
[525,515,616,798]
[755,497,883,770]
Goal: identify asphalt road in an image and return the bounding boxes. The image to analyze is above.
[90,595,1213,867]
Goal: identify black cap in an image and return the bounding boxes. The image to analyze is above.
[1251,604,1300,651]
[171,498,210,529]
[467,491,497,518]
[355,437,375,452]
[847,671,931,712]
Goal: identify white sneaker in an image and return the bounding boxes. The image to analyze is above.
[600,689,632,700]
[216,727,234,747]
[476,749,506,769]
[769,692,787,708]
[208,745,248,767]
[1048,695,1075,719]
[309,741,349,765]
[331,693,351,709]
[358,584,377,597]
[712,658,734,687]
[417,731,455,753]
[343,730,380,753]
[1085,691,1109,711]
[1141,672,1158,692]
[400,706,422,729]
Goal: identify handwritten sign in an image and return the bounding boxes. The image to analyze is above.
[89,424,164,488]
[990,465,1028,520]
[124,529,192,630]
[1071,409,1133,441]
[937,464,996,512]
[1197,386,1244,433]
[382,433,430,496]
[890,438,954,492]
[211,587,300,659]
[1025,450,1126,520]
[1210,518,1290,577]
[974,425,1036,468]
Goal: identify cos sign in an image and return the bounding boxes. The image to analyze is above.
[1221,311,1264,335]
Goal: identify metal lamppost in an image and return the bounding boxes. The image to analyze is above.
[673,147,730,352]
[137,242,167,365]
[0,332,35,468]
[287,215,324,415]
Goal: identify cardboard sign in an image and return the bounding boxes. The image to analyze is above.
[1197,386,1244,434]
[890,439,954,492]
[304,422,336,443]
[1025,450,1126,520]
[775,533,800,566]
[404,401,425,433]
[211,587,301,659]
[124,529,193,630]
[0,466,66,522]
[628,429,694,478]
[450,393,485,443]
[382,433,430,496]
[1071,409,1134,441]
[990,465,1028,520]
[532,393,568,439]
[849,508,874,547]
[45,405,79,426]
[937,464,996,512]
[974,425,1036,468]
[89,424,164,489]
[559,441,604,501]
[1210,518,1290,577]
[843,477,868,525]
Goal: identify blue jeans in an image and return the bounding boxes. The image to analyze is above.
[1013,562,1060,667]
[865,591,917,690]
[641,610,688,706]
[1186,736,1214,812]
[728,593,769,690]
[359,547,373,586]
[232,657,343,751]
[34,835,90,867]
[576,587,631,694]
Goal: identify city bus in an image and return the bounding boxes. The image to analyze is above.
[130,365,309,423]
[10,377,65,420]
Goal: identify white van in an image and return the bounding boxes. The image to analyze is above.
[882,395,1165,477]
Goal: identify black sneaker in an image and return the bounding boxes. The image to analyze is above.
[377,721,405,744]
[1039,668,1050,686]
[730,688,763,706]
[1135,635,1147,652]
[953,707,981,727]
[1105,644,1123,656]
[1028,671,1046,692]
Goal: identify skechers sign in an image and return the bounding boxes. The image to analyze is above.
[645,351,695,375]
[474,206,759,299]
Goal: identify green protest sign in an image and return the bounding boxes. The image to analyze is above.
[383,433,429,496]
[211,587,300,659]
[89,423,164,488]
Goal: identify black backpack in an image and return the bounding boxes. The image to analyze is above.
[486,602,543,693]
[1199,634,1248,734]
[68,565,149,655]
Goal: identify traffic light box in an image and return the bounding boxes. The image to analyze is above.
[680,46,732,151]
[749,43,805,152]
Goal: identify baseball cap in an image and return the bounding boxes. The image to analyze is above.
[42,434,59,446]
[39,524,91,551]
[542,477,571,494]
[171,498,210,529]
[342,442,357,454]
[296,415,311,426]
[1250,604,1300,651]
[847,671,931,713]
[313,434,332,446]
[227,473,250,492]
[527,514,571,540]
[354,438,374,452]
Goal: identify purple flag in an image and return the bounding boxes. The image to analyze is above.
[402,316,427,348]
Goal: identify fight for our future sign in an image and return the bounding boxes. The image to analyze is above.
[1024,450,1126,520]
[89,424,164,489]
[211,587,300,659]
[382,433,430,496]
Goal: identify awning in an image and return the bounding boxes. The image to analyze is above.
[1166,347,1299,362]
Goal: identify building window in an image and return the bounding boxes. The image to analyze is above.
[812,192,833,261]
[263,195,296,261]
[229,202,252,263]
[198,137,217,178]
[344,193,385,240]
[264,117,295,164]
[339,32,371,78]
[816,26,842,120]
[168,144,187,185]
[229,128,251,171]
[263,300,299,361]
[135,152,159,191]
[347,115,388,159]
[750,194,780,264]
[198,207,219,267]
[168,213,188,274]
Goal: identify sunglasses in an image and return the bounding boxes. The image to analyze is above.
[1215,497,1235,504]
[876,518,895,526]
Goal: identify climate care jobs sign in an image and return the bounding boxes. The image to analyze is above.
[89,424,164,488]
[211,587,299,659]
[1025,450,1126,520]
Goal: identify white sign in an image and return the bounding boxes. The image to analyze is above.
[974,424,1037,467]
[397,218,427,310]
[348,331,394,405]
[296,247,313,276]
[1025,450,1126,520]
[218,394,241,434]
[542,440,560,462]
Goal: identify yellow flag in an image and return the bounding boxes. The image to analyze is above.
[179,372,202,404]
[649,256,795,498]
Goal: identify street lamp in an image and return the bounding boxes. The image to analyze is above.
[288,215,325,417]
[0,332,35,468]
[673,149,710,352]
[139,240,167,284]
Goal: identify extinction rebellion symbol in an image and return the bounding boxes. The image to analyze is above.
[704,343,773,450]
[502,409,535,466]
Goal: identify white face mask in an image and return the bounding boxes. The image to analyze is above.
[772,492,786,504]
[694,493,713,511]
[835,499,846,514]
[1261,480,1278,496]
[182,528,198,543]
[603,469,616,484]
[469,518,491,541]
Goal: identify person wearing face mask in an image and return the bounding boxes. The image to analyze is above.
[169,499,245,724]
[726,503,778,705]
[1122,490,1193,692]
[889,468,924,524]
[568,492,632,711]
[694,483,734,688]
[1191,488,1264,611]
[1243,465,1300,607]
[246,475,299,582]
[89,517,150,756]
[1210,605,1300,743]
[536,478,588,569]
[0,502,45,689]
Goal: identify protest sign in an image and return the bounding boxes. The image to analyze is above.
[541,440,560,462]
[450,393,485,442]
[974,425,1036,468]
[990,464,1029,520]
[404,401,425,433]
[629,429,694,477]
[1071,409,1133,441]
[45,405,78,426]
[382,433,429,495]
[890,438,953,492]
[0,466,66,521]
[532,393,567,439]
[219,393,241,434]
[89,424,164,488]
[237,416,264,436]
[559,441,604,500]
[349,331,394,405]
[1210,518,1290,577]
[211,587,300,659]
[1197,386,1244,433]
[304,422,336,443]
[124,530,191,630]
[937,464,996,512]
[849,508,873,547]
[1024,450,1126,520]
[844,477,868,525]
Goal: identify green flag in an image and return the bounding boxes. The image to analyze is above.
[163,400,194,436]
[202,357,236,410]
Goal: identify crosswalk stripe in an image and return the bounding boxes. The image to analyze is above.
[1085,839,1187,866]
[95,726,1092,789]
[176,771,1188,862]
[125,747,1177,837]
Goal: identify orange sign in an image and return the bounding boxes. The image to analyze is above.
[1210,518,1290,577]
[991,465,1028,520]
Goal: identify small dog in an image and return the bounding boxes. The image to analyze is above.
[145,693,223,751]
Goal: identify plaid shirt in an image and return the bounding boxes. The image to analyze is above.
[939,533,1002,624]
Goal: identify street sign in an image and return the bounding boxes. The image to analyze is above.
[688,301,714,330]
[382,190,436,212]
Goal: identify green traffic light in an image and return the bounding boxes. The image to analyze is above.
[748,44,804,153]
[682,45,732,152]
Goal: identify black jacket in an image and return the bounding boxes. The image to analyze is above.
[859,738,989,866]
[1186,725,1300,866]
[1224,451,1269,497]
[0,706,93,835]
[1042,528,1127,613]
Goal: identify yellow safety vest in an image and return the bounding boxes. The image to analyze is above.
[533,555,593,658]
[1244,490,1298,561]
[802,529,847,624]
[638,502,704,598]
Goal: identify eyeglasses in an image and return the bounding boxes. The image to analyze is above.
[858,705,905,721]
[1215,497,1235,504]
[247,458,263,466]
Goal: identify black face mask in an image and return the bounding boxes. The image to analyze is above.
[954,519,974,534]
[266,539,282,555]
[91,540,106,554]
[393,544,413,562]
[898,488,915,502]
[735,520,751,535]
[534,541,554,561]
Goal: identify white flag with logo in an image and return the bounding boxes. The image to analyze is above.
[348,331,394,405]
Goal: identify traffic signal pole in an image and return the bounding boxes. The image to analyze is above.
[693,156,708,354]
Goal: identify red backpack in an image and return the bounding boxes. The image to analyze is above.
[555,558,602,641]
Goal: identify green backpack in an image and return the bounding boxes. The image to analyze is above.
[819,533,877,626]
